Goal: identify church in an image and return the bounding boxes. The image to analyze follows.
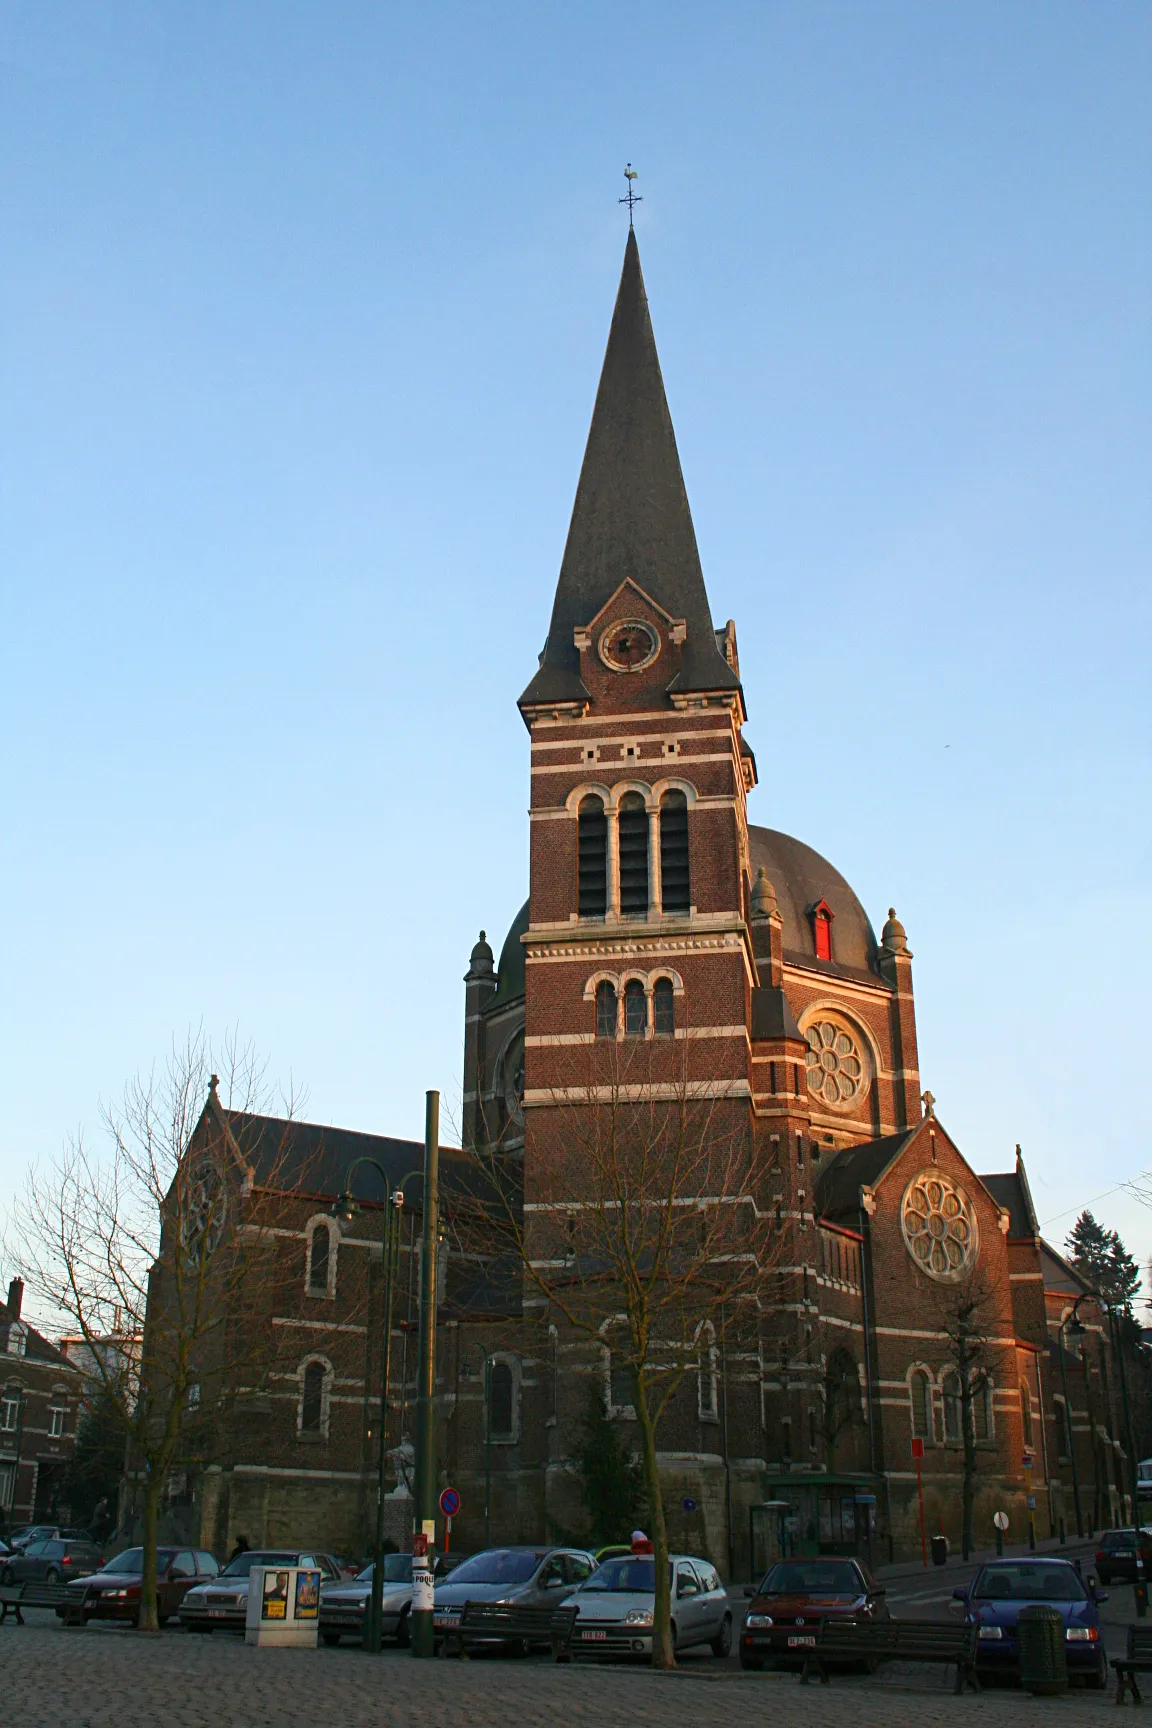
[178,232,1128,1574]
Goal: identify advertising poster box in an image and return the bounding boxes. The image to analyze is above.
[245,1565,321,1648]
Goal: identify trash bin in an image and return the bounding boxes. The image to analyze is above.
[931,1535,948,1567]
[1016,1604,1068,1697]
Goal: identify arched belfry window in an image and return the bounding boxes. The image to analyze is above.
[618,793,649,917]
[624,979,647,1037]
[810,899,834,962]
[578,796,607,916]
[653,977,674,1036]
[660,791,690,913]
[299,1358,330,1437]
[595,981,618,1039]
[307,1221,331,1295]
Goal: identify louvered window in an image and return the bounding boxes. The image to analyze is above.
[653,977,674,1035]
[578,796,607,916]
[618,793,649,916]
[624,979,647,1036]
[595,981,618,1039]
[659,791,690,913]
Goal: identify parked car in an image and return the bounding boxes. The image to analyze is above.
[568,1553,731,1660]
[59,1546,219,1626]
[180,1550,342,1632]
[952,1557,1107,1689]
[740,1556,888,1670]
[432,1547,597,1649]
[1,1536,104,1586]
[319,1552,462,1646]
[6,1524,93,1554]
[1095,1528,1152,1586]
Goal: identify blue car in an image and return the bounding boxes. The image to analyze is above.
[953,1557,1108,1689]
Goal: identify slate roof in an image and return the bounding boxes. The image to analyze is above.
[491,899,529,1009]
[984,1171,1038,1240]
[520,230,739,711]
[222,1110,471,1208]
[750,985,803,1042]
[814,1132,916,1224]
[749,827,881,980]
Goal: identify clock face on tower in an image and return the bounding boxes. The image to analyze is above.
[599,619,660,673]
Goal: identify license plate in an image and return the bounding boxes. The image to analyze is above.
[207,1608,229,1618]
[582,1630,608,1641]
[434,1616,458,1629]
[787,1634,817,1647]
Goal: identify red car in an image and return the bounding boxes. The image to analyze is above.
[741,1556,888,1669]
[60,1546,220,1626]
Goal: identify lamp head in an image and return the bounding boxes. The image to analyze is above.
[331,1192,357,1227]
[1067,1312,1086,1338]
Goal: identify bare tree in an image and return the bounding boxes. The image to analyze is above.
[472,1039,783,1669]
[8,1029,300,1632]
[932,1267,998,1560]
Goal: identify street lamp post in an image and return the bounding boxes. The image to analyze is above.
[1058,1299,1088,1539]
[410,1090,440,1659]
[1105,1302,1140,1522]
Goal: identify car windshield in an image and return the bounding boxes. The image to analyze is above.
[444,1550,542,1586]
[761,1561,861,1595]
[356,1555,413,1584]
[221,1552,300,1578]
[580,1559,667,1593]
[104,1549,145,1574]
[972,1565,1087,1602]
[1103,1532,1136,1547]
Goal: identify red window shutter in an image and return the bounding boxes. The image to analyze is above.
[811,900,834,961]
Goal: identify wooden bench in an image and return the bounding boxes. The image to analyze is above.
[445,1601,578,1658]
[800,1616,979,1693]
[1112,1623,1152,1703]
[0,1582,84,1626]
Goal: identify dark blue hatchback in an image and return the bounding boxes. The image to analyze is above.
[953,1558,1108,1689]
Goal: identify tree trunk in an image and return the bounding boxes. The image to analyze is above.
[632,1372,673,1669]
[138,1474,161,1633]
[961,1373,976,1562]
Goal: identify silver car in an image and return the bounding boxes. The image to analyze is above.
[319,1553,460,1646]
[566,1553,732,1659]
[180,1549,341,1632]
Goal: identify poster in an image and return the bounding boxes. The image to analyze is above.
[411,1562,434,1613]
[295,1569,320,1621]
[261,1570,289,1620]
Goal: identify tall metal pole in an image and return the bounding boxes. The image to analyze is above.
[366,1192,403,1653]
[410,1090,439,1659]
[484,1356,492,1548]
[1108,1305,1139,1523]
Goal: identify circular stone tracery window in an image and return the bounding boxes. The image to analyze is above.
[804,1020,867,1109]
[901,1172,979,1282]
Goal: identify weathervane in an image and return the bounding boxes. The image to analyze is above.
[619,162,642,227]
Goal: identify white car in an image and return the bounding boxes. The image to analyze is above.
[566,1553,732,1660]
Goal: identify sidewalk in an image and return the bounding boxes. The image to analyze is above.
[875,1529,1098,1585]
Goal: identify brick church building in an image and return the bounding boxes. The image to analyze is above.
[169,234,1131,1573]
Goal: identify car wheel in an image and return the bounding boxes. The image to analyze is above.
[322,1631,341,1646]
[1,1566,13,1585]
[396,1607,410,1648]
[45,1567,61,1583]
[710,1616,732,1658]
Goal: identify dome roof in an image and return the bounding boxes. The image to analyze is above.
[748,827,879,976]
[491,899,529,1008]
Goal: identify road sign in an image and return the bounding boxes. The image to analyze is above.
[439,1486,461,1519]
[1022,1451,1035,1469]
[1027,1495,1036,1510]
[412,1531,429,1557]
[683,1497,697,1512]
[910,1437,925,1460]
[993,1511,1010,1531]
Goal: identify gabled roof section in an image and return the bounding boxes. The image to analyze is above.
[519,230,740,712]
[815,1130,917,1224]
[1039,1238,1095,1299]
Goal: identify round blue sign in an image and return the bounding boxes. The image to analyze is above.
[439,1486,461,1518]
[682,1497,697,1512]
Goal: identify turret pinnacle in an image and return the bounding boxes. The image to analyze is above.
[520,230,739,711]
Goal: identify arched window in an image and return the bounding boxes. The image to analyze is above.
[942,1372,962,1443]
[487,1359,516,1441]
[608,1346,633,1414]
[307,1221,331,1295]
[618,793,649,917]
[1020,1381,1034,1449]
[624,979,647,1037]
[1056,1397,1072,1460]
[595,980,618,1039]
[810,899,834,962]
[659,791,690,913]
[653,976,675,1036]
[300,1360,327,1436]
[578,795,607,916]
[974,1376,993,1442]
[911,1370,932,1440]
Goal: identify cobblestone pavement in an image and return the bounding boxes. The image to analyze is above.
[0,1617,1118,1728]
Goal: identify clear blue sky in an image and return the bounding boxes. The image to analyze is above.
[2,4,1149,1284]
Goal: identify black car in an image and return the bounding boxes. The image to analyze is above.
[1095,1528,1152,1586]
[2,1536,104,1585]
[7,1523,93,1554]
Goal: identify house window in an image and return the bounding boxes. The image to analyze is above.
[186,1383,201,1411]
[578,795,608,916]
[546,1328,559,1425]
[609,1350,633,1413]
[781,1416,792,1461]
[810,899,834,962]
[1056,1398,1072,1460]
[617,793,649,917]
[300,1360,327,1436]
[942,1372,962,1443]
[0,1391,19,1432]
[911,1370,932,1441]
[659,791,690,913]
[487,1359,516,1440]
[48,1406,65,1439]
[0,1462,13,1510]
[974,1376,993,1442]
[697,1324,719,1421]
[624,979,647,1037]
[595,981,618,1039]
[653,977,675,1036]
[307,1222,331,1295]
[1020,1381,1034,1449]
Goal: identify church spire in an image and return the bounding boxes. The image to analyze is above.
[520,230,739,712]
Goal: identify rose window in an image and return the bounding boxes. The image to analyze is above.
[805,1021,865,1107]
[901,1172,978,1282]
